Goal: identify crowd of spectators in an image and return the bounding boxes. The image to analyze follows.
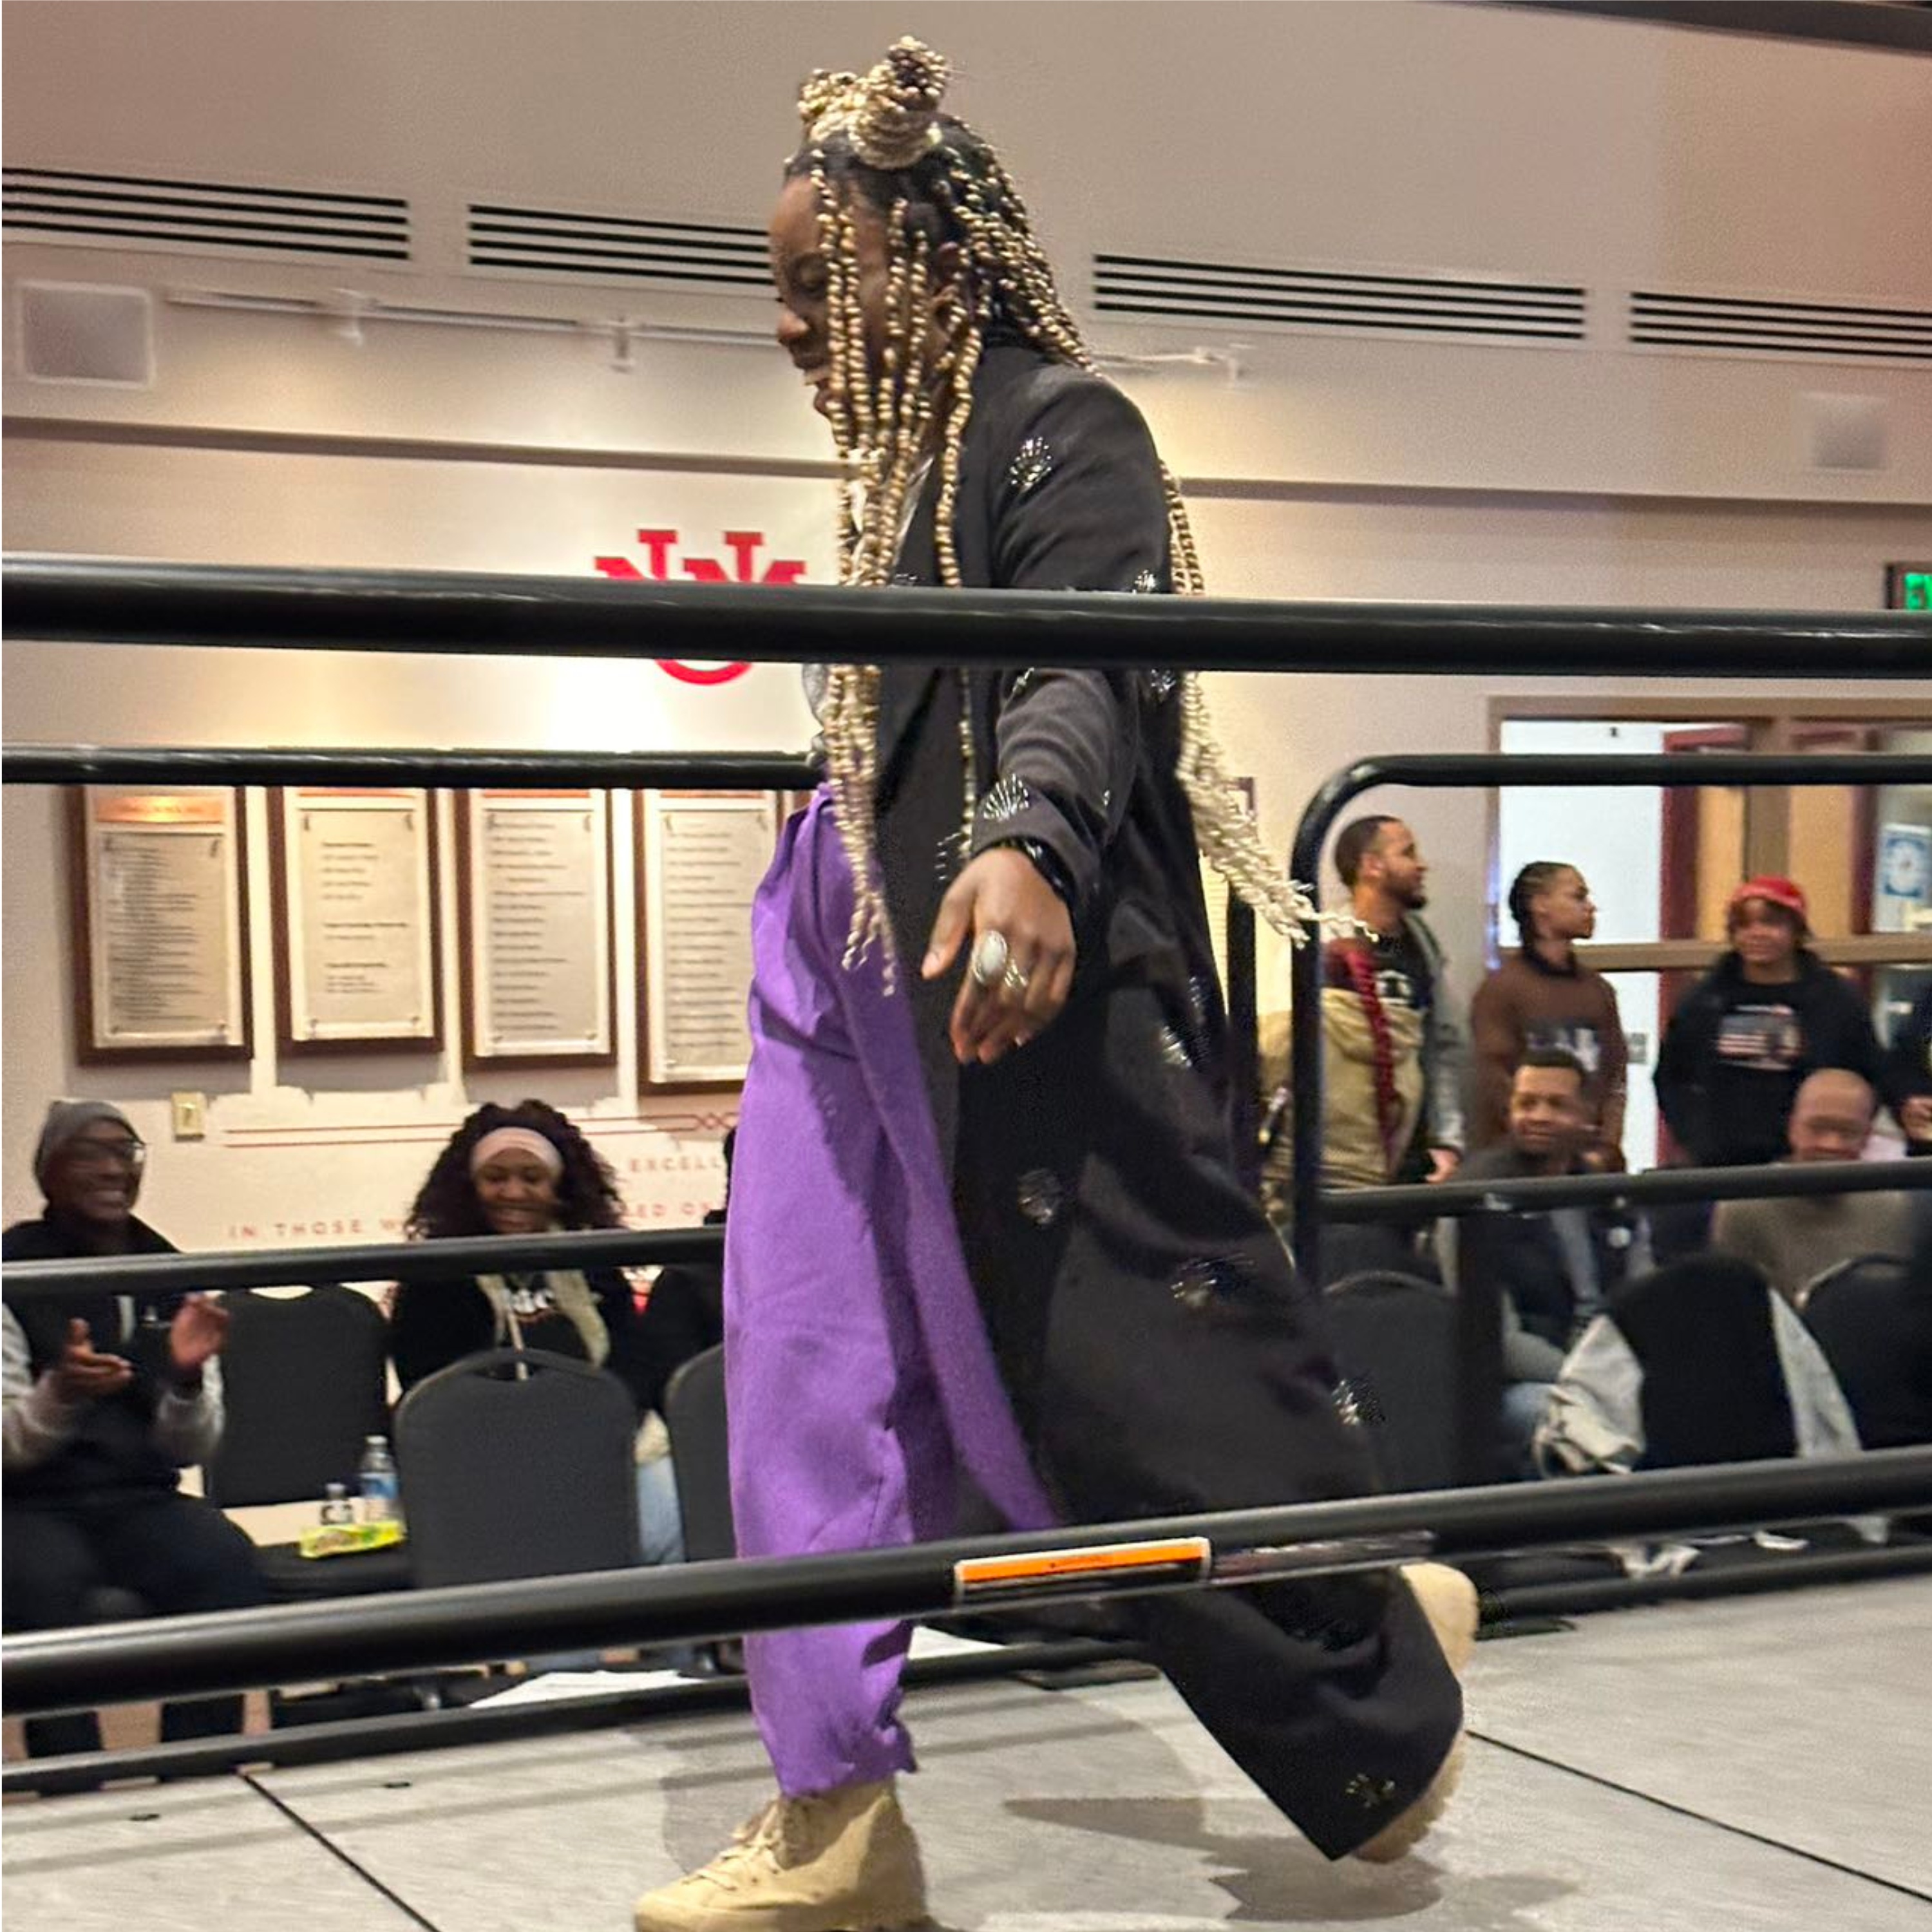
[5,838,1927,1770]
[2,1096,724,1766]
[1263,833,1929,1483]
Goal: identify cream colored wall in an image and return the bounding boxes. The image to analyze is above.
[5,0,1931,1245]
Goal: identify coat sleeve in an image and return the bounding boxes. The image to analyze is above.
[1879,983,1932,1115]
[1,1305,81,1472]
[1468,970,1521,1149]
[1595,978,1629,1158]
[967,376,1170,914]
[1653,991,1710,1160]
[150,1356,223,1467]
[1422,942,1469,1155]
[1823,971,1887,1092]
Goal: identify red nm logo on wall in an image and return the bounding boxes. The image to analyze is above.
[593,529,807,686]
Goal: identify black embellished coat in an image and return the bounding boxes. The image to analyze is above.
[873,341,1461,1859]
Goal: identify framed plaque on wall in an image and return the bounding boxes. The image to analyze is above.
[270,788,440,1054]
[636,790,779,1088]
[459,789,616,1068]
[70,786,251,1063]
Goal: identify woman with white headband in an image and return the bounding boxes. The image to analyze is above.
[392,1101,681,1571]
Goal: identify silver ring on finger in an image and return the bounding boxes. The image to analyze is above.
[971,929,1011,989]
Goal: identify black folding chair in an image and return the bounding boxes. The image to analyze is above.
[395,1347,643,1587]
[663,1343,735,1563]
[204,1283,410,1600]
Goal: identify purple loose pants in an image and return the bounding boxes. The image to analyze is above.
[726,791,1056,1795]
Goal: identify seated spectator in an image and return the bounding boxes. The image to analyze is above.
[1710,1069,1913,1305]
[1534,1254,1861,1477]
[393,1101,680,1567]
[1880,980,1932,1156]
[1654,876,1884,1171]
[635,1129,730,1425]
[1436,1052,1647,1472]
[3,1102,265,1762]
[1470,862,1627,1165]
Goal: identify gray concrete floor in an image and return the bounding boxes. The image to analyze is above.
[6,1576,1929,1931]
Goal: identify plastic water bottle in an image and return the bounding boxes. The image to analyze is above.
[357,1434,401,1526]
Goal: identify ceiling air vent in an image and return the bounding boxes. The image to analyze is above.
[1093,253,1586,344]
[467,203,767,290]
[2,166,409,262]
[1627,290,1931,365]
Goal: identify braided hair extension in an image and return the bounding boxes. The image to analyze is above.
[1335,946,1406,1173]
[787,38,1320,973]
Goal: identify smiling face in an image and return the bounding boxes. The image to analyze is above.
[1508,1062,1591,1164]
[472,1149,560,1236]
[1730,898,1802,976]
[44,1121,146,1229]
[1786,1070,1876,1164]
[766,170,960,426]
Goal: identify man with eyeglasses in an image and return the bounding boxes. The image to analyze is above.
[3,1100,265,1767]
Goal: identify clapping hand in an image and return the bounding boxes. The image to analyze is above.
[50,1319,133,1404]
[167,1293,229,1380]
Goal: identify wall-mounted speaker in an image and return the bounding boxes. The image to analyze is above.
[15,280,155,386]
[1797,391,1889,473]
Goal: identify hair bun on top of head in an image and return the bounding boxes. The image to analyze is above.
[800,36,950,169]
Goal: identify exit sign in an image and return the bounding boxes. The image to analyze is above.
[1888,564,1931,610]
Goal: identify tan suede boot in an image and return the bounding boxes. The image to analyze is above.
[633,1777,927,1932]
[1355,1562,1479,1863]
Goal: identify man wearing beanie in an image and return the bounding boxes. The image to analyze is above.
[1655,877,1886,1170]
[3,1099,265,1766]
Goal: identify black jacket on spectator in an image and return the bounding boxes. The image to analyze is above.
[1450,1144,1643,1356]
[1654,951,1884,1168]
[389,1268,650,1413]
[1880,981,1932,1151]
[2,1213,187,1504]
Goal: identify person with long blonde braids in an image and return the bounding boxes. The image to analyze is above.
[634,41,1473,1932]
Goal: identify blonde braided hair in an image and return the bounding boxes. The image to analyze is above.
[793,39,1320,972]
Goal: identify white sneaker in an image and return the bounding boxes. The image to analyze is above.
[633,1777,927,1932]
[1355,1562,1479,1862]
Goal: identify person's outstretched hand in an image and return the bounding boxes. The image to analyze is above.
[923,849,1075,1066]
[50,1319,133,1404]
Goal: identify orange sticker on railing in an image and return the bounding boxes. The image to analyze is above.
[954,1537,1211,1601]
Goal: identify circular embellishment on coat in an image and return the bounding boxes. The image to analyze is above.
[979,773,1034,823]
[1016,1169,1063,1227]
[1146,668,1178,703]
[1128,569,1160,594]
[1332,1375,1383,1428]
[1170,1254,1253,1314]
[1007,435,1054,495]
[1157,1024,1195,1071]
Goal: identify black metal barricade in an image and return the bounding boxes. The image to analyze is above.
[4,558,1930,1785]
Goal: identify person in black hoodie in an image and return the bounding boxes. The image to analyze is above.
[3,1101,265,1763]
[1654,876,1884,1170]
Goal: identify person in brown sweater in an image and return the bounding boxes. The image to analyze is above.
[1471,862,1627,1164]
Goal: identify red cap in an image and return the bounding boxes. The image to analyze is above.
[1727,875,1809,929]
